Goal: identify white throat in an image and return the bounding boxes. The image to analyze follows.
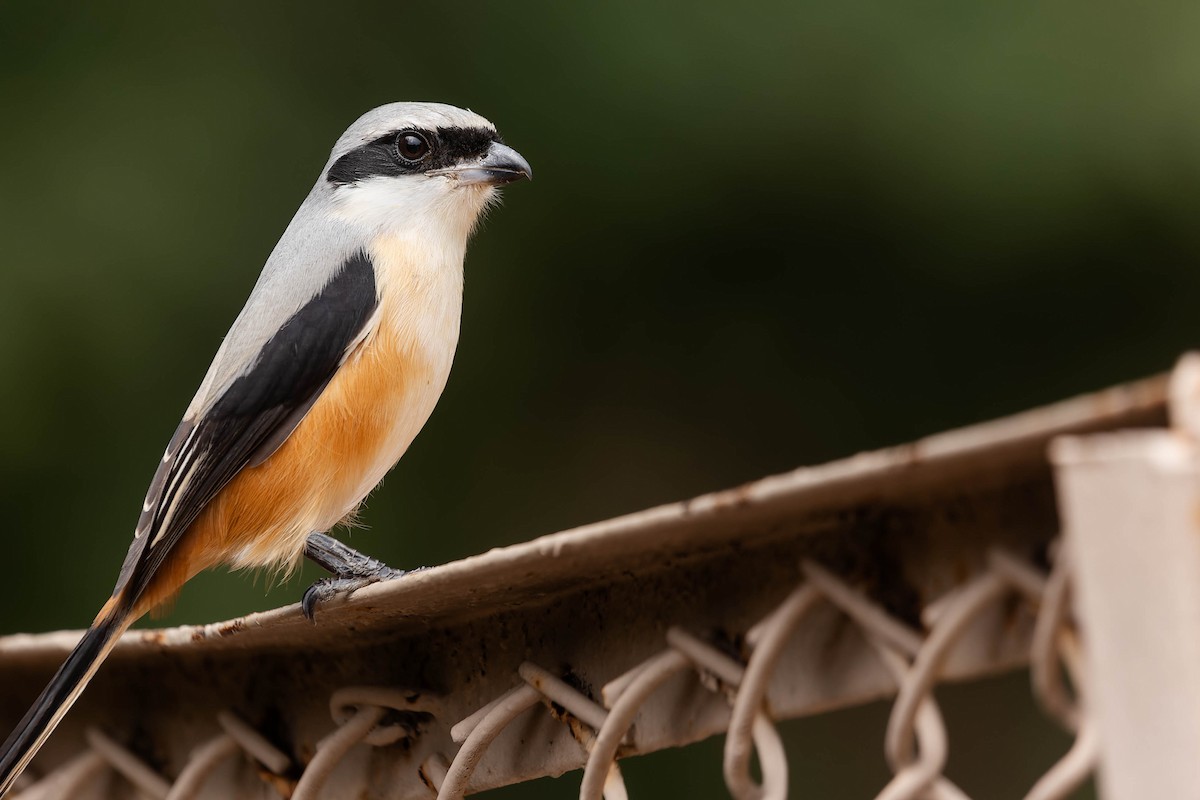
[331,175,495,248]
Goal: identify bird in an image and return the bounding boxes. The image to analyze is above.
[0,101,531,795]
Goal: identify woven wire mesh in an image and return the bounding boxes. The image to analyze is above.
[9,547,1085,800]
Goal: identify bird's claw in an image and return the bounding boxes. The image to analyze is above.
[301,567,406,622]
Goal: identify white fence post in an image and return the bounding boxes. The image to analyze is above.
[1052,361,1200,799]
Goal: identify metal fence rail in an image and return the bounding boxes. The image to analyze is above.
[0,369,1174,799]
[12,550,1082,800]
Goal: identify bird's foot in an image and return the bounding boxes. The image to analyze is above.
[301,531,407,621]
[301,571,404,621]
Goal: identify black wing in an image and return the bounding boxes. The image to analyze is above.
[115,251,378,606]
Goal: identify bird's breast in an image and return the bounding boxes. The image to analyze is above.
[347,240,466,501]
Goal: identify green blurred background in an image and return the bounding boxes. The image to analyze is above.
[3,0,1198,796]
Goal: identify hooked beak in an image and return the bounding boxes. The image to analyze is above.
[430,141,532,186]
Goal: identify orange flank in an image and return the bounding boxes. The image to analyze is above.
[133,316,432,619]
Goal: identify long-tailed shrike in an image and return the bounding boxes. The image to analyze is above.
[0,101,531,794]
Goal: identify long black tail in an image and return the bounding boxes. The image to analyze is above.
[0,610,129,796]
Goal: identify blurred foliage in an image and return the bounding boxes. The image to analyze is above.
[2,0,1196,796]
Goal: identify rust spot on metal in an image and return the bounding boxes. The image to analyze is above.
[418,764,439,793]
[548,701,568,725]
[257,767,298,798]
[189,618,248,642]
[216,619,247,637]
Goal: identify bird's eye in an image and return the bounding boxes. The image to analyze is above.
[396,131,431,163]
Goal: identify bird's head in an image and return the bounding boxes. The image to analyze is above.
[322,102,531,239]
